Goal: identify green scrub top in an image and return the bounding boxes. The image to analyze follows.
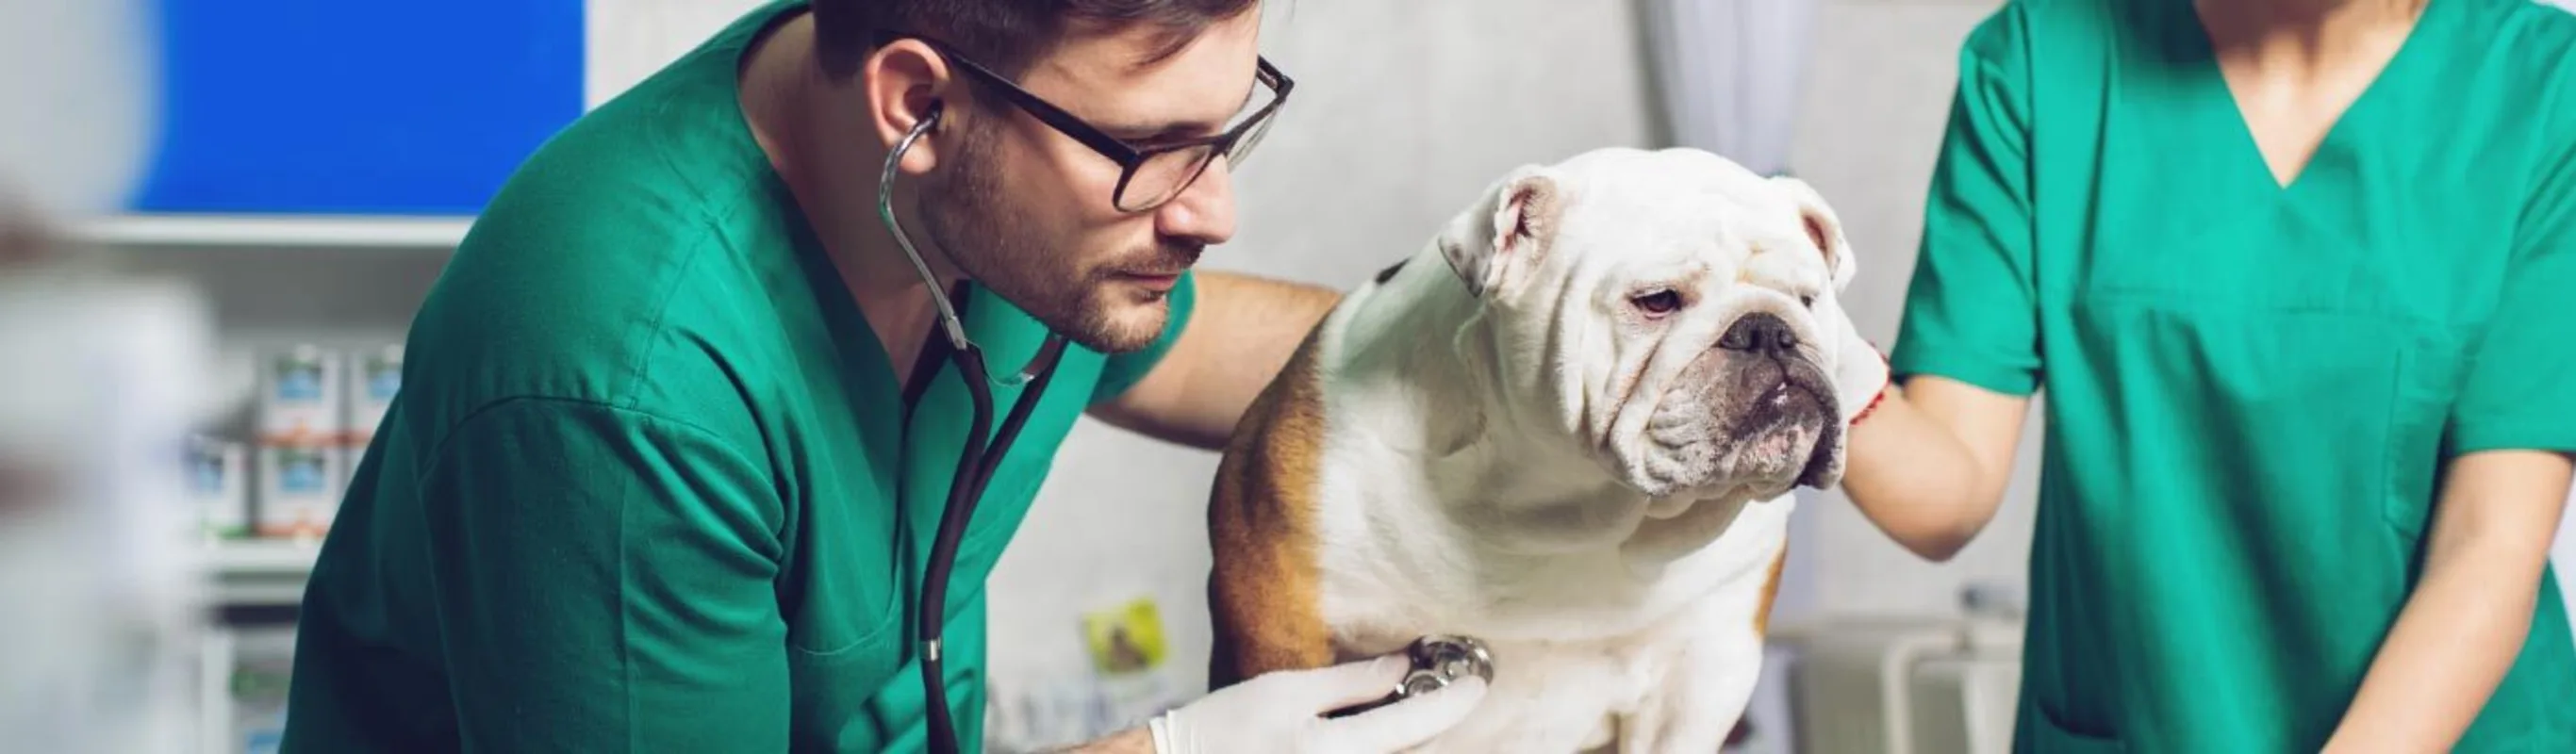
[277,2,1196,751]
[1891,0,2576,749]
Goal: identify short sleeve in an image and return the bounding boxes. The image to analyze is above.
[418,398,794,750]
[2451,133,2576,453]
[1889,9,2043,397]
[1090,269,1198,404]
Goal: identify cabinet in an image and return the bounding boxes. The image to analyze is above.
[71,212,464,754]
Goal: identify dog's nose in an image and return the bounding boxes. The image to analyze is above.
[1717,313,1799,354]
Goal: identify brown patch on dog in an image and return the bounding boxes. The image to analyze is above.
[1731,546,1791,746]
[1205,326,1338,687]
[1754,545,1788,635]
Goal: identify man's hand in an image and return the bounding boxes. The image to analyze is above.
[1072,654,1489,754]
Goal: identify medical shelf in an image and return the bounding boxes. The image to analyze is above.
[205,539,321,607]
[71,214,472,251]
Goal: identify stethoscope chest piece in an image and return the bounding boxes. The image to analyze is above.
[1397,634,1494,696]
[1323,634,1494,718]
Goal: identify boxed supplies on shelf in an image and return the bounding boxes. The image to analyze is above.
[195,340,405,545]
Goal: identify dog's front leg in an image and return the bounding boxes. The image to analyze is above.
[1613,608,1767,753]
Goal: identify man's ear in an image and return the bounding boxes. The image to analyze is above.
[1440,165,1565,299]
[865,39,960,175]
[1769,175,1856,292]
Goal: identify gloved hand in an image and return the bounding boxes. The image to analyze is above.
[1813,294,1891,426]
[1147,653,1489,754]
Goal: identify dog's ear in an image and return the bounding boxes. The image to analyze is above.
[1769,175,1856,292]
[1440,165,1564,298]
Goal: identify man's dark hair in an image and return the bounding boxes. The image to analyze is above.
[811,0,1261,81]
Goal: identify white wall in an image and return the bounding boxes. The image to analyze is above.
[586,0,775,109]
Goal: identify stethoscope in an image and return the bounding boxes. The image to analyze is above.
[881,103,1497,751]
[879,101,1069,754]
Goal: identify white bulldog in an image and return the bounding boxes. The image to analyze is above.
[1203,146,1888,752]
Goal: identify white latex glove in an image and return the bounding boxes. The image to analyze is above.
[1815,296,1891,427]
[1148,654,1490,754]
[1768,173,1891,428]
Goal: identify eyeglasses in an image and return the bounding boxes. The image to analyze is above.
[878,30,1295,213]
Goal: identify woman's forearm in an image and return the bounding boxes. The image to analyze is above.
[2327,543,2542,751]
[2325,450,2574,752]
[1839,376,2032,561]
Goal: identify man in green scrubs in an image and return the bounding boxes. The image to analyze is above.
[1835,0,2576,750]
[278,1,1488,751]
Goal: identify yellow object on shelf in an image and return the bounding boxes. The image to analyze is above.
[1081,598,1168,677]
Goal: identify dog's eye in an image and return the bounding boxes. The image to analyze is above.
[1631,290,1683,316]
[1800,294,1816,308]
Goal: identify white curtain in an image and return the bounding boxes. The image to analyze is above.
[1638,0,1822,177]
[2559,484,2574,637]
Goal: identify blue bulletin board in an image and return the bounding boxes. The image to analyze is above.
[130,0,586,216]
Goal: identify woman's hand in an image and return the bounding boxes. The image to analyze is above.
[2322,450,2574,752]
[1822,303,2032,562]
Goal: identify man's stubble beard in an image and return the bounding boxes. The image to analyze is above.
[916,118,1181,354]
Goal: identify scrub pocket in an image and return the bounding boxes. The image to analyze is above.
[2075,216,2462,551]
[2027,702,2127,754]
[784,628,905,749]
[2377,330,2469,542]
[781,506,906,728]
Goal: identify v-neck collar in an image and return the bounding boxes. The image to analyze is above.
[2176,0,2452,195]
[708,2,916,479]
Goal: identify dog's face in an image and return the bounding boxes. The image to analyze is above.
[1437,147,1860,503]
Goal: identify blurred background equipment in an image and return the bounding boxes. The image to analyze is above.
[0,263,217,754]
[1,0,216,752]
[0,0,157,221]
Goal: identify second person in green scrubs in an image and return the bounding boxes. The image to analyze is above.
[1833,0,2576,750]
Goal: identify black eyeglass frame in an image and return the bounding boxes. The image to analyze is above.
[874,29,1296,212]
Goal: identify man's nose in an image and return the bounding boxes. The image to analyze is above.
[1717,312,1800,355]
[1155,156,1237,245]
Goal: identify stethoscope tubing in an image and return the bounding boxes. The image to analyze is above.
[880,101,1072,754]
[919,336,1064,754]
